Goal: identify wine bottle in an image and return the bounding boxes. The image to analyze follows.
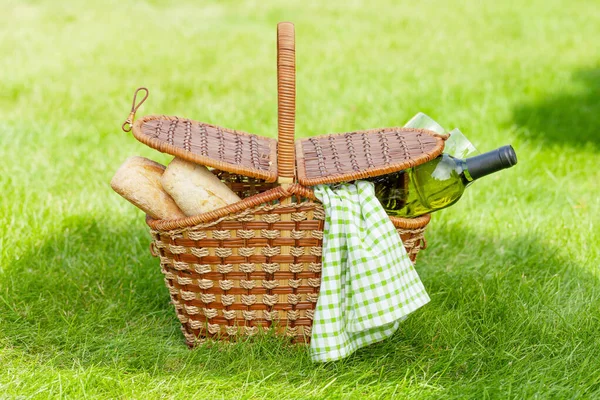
[371,145,518,217]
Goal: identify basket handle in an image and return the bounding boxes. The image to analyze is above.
[277,22,296,184]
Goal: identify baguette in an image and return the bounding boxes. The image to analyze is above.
[161,157,241,216]
[110,156,186,220]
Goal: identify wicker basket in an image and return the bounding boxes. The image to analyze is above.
[124,23,447,346]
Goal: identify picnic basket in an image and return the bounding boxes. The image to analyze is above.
[123,22,447,346]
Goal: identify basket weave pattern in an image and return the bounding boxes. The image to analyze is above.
[134,23,436,346]
[296,127,445,186]
[134,115,279,182]
[148,178,428,345]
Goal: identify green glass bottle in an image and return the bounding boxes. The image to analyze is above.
[371,145,518,217]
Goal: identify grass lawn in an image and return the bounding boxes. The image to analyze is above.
[1,0,599,398]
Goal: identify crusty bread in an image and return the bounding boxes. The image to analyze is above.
[110,156,186,220]
[161,157,241,216]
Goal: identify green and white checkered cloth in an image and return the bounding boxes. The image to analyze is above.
[309,181,430,362]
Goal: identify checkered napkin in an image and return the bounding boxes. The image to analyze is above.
[309,181,430,362]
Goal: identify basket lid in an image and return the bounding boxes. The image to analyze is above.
[121,24,447,186]
[130,115,278,182]
[295,127,447,186]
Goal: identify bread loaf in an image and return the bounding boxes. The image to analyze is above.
[110,156,187,220]
[161,157,241,216]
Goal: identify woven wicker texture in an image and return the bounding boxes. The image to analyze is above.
[133,115,278,182]
[129,22,438,346]
[276,22,296,182]
[147,178,429,345]
[295,128,446,186]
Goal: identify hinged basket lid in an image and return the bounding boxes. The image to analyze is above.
[295,127,447,186]
[131,115,278,182]
[123,23,447,187]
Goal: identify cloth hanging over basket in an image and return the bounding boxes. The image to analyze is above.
[310,181,430,362]
[121,22,446,346]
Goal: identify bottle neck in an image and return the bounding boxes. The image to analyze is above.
[463,145,518,182]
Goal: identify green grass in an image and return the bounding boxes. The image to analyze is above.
[1,0,599,398]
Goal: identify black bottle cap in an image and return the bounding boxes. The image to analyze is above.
[465,145,517,181]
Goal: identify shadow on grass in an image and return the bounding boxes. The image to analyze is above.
[0,215,180,358]
[1,214,598,395]
[513,67,600,148]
